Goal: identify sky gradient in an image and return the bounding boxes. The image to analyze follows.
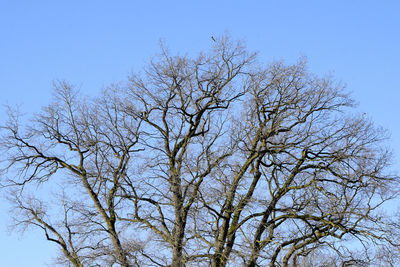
[1,1,399,266]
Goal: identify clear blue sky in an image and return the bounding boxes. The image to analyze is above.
[1,1,399,266]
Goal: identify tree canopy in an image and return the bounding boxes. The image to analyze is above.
[1,37,399,266]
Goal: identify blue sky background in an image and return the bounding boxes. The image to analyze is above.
[0,1,399,266]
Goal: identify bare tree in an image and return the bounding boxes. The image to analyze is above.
[1,36,399,267]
